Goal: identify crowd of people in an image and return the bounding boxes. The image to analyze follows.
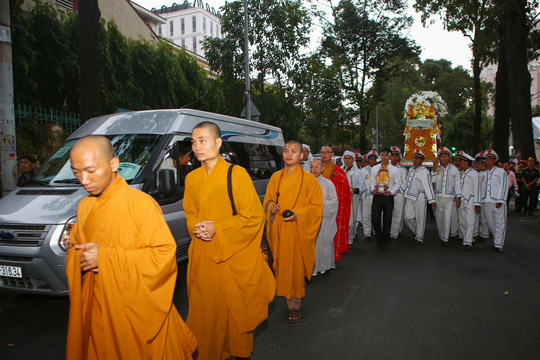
[61,127,539,360]
[300,144,539,263]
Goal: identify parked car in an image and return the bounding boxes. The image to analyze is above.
[0,109,284,295]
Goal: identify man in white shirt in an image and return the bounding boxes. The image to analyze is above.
[403,149,436,245]
[370,148,402,252]
[455,151,480,251]
[342,151,361,248]
[431,146,461,246]
[482,149,508,253]
[474,152,490,241]
[358,150,378,243]
[389,146,408,242]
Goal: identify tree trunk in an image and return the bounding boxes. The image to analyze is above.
[506,0,534,158]
[79,0,101,122]
[472,32,482,155]
[493,16,510,162]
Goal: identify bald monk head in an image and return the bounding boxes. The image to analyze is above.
[320,145,334,165]
[282,140,302,169]
[70,135,120,197]
[191,122,222,169]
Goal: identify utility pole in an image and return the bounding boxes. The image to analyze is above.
[376,105,379,152]
[0,0,17,196]
[243,0,251,121]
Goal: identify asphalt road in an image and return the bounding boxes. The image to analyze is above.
[1,208,539,360]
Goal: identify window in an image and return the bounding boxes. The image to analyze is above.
[221,142,282,179]
[203,17,206,34]
[210,21,213,36]
[181,39,185,48]
[193,37,197,53]
[158,24,162,36]
[169,21,173,36]
[180,18,185,35]
[192,16,196,32]
[217,25,220,38]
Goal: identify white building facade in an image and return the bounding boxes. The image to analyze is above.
[151,0,222,59]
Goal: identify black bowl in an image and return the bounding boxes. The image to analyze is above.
[282,209,294,218]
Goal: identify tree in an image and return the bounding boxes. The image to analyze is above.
[202,0,313,138]
[414,0,498,155]
[321,0,420,152]
[505,0,538,159]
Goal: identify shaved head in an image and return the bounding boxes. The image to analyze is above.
[70,135,119,196]
[192,121,221,139]
[71,135,115,161]
[311,158,322,166]
[285,140,302,151]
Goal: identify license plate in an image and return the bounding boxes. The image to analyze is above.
[0,265,22,278]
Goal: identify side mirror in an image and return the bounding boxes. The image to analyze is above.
[158,169,176,198]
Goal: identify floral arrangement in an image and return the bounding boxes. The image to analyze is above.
[404,91,448,121]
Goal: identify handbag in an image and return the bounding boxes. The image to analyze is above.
[227,165,274,270]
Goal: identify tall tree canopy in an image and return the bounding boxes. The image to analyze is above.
[321,0,420,152]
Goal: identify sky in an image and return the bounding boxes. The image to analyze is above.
[135,0,473,71]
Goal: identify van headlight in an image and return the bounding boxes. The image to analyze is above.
[59,216,77,251]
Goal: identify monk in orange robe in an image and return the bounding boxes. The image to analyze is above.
[320,145,351,261]
[264,140,323,323]
[183,122,275,360]
[66,135,196,360]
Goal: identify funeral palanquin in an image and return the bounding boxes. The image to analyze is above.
[402,91,448,167]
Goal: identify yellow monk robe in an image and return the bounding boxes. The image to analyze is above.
[183,156,276,360]
[263,165,323,299]
[66,176,196,360]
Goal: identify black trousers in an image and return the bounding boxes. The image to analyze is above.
[372,194,394,246]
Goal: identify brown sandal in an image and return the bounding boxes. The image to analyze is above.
[288,309,302,323]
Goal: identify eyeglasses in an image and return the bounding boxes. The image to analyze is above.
[320,151,333,154]
[310,165,321,168]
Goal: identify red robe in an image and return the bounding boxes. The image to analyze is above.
[323,162,351,261]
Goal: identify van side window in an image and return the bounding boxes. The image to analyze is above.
[155,141,197,201]
[220,141,283,179]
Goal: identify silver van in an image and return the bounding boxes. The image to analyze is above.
[0,109,284,295]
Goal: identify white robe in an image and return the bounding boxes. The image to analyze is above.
[314,175,338,273]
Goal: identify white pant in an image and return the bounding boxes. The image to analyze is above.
[390,192,405,239]
[360,194,373,237]
[451,204,460,237]
[434,196,455,242]
[458,200,476,246]
[474,204,489,238]
[404,193,427,242]
[483,202,507,249]
[349,194,360,244]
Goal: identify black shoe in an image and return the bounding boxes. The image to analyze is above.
[494,247,504,253]
[464,245,472,251]
[413,240,422,245]
[349,244,354,249]
[380,243,388,252]
[364,236,371,243]
[390,237,398,243]
[477,237,487,243]
[441,240,449,247]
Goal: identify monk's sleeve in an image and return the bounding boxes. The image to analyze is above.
[295,174,323,241]
[96,199,178,307]
[212,167,265,263]
[263,173,278,222]
[324,182,339,217]
[183,172,202,237]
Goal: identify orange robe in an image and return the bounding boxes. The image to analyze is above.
[66,176,196,360]
[263,165,323,299]
[322,162,351,261]
[183,156,275,360]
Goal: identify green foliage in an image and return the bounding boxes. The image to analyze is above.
[16,117,69,162]
[320,0,420,152]
[10,1,208,115]
[441,107,493,152]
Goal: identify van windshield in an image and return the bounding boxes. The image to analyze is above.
[30,134,162,185]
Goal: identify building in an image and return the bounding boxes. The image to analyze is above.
[151,0,222,59]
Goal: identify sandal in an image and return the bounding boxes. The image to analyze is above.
[288,309,302,323]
